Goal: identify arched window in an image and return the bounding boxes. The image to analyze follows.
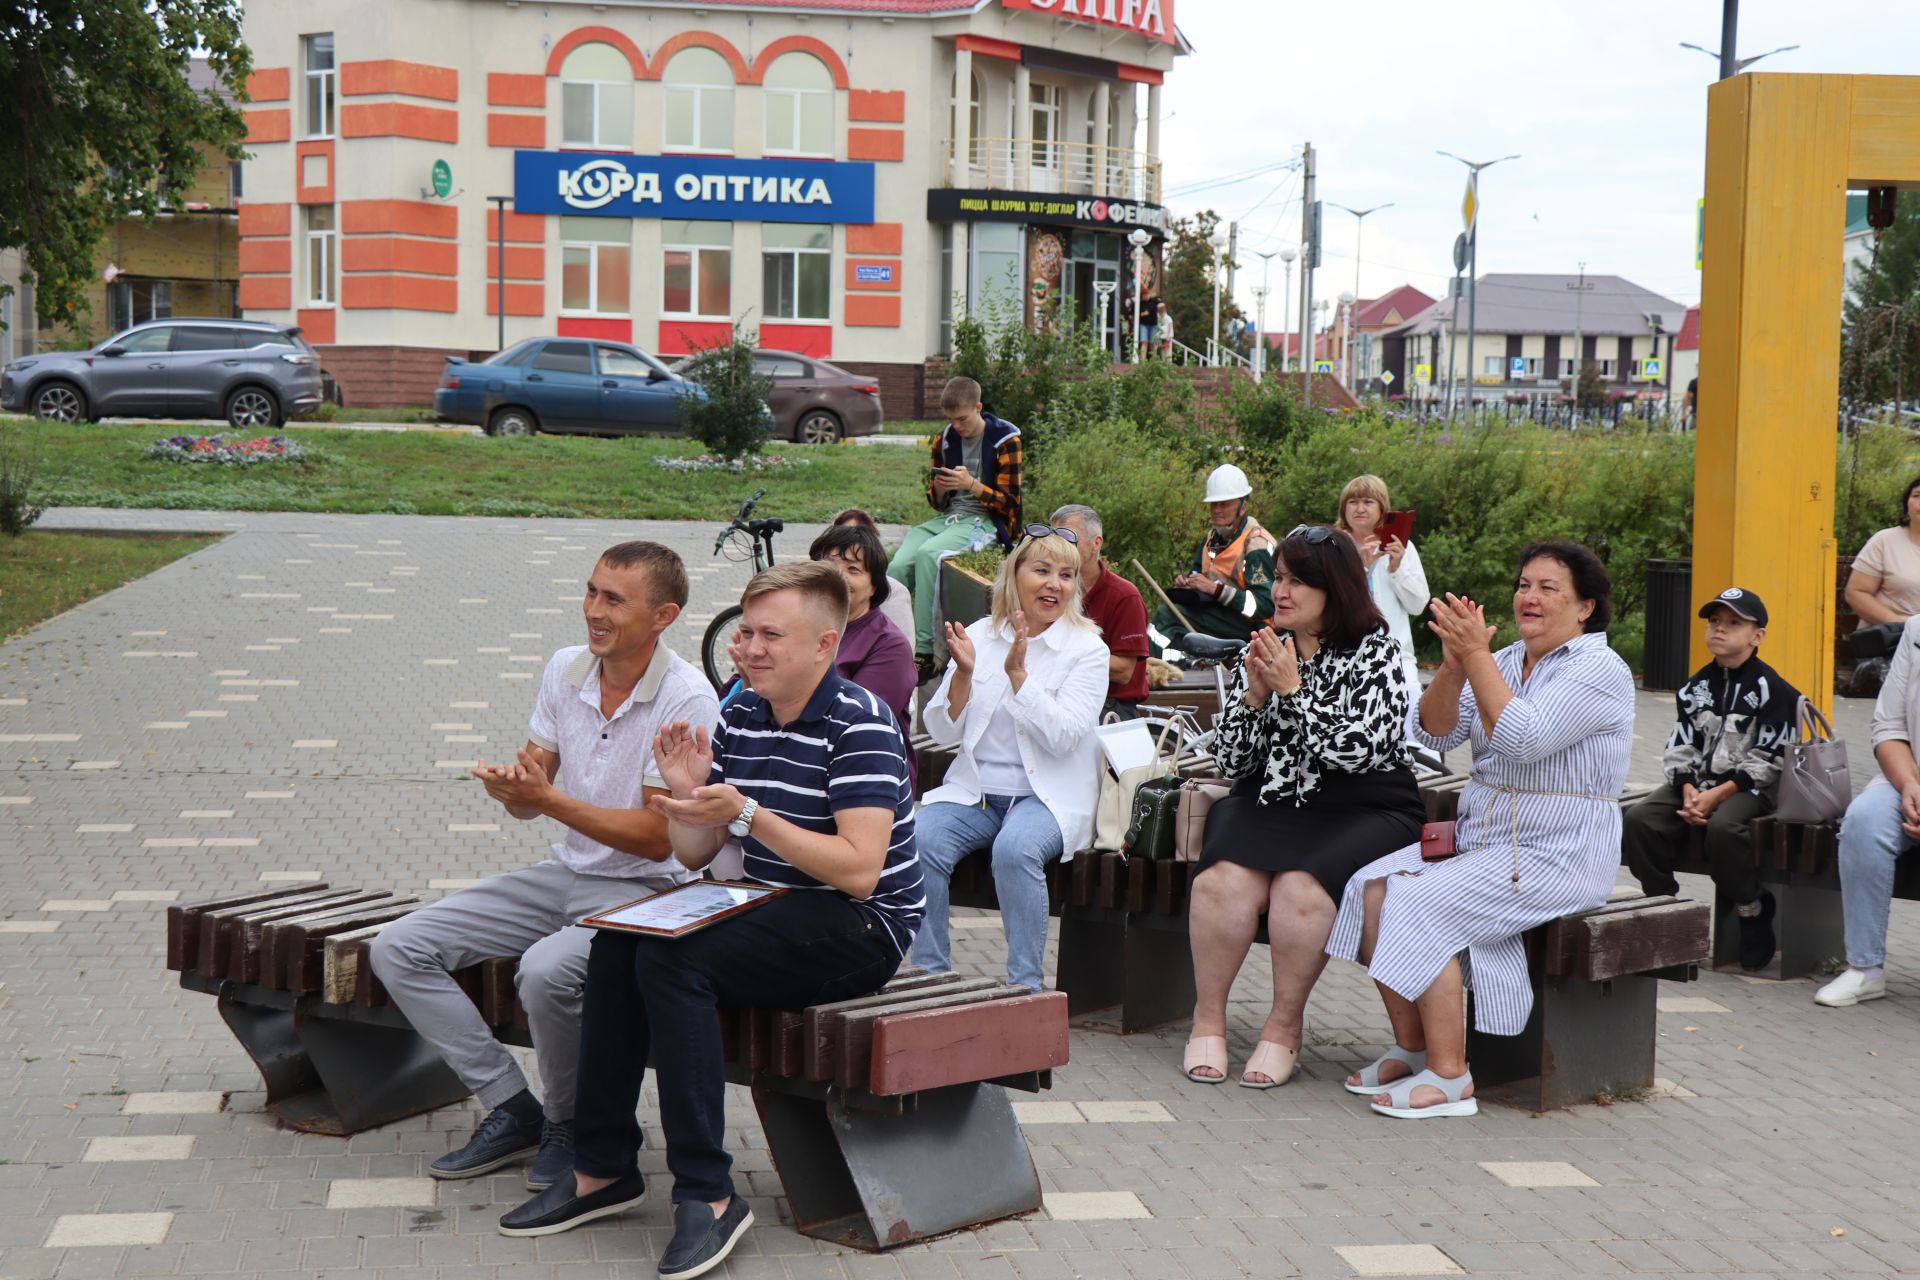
[763,52,833,156]
[663,47,735,153]
[560,43,633,149]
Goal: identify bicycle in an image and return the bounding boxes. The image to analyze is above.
[700,488,784,692]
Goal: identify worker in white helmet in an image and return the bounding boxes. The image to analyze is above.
[1149,464,1277,661]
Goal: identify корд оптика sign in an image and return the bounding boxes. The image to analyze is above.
[512,151,877,224]
[926,188,1168,234]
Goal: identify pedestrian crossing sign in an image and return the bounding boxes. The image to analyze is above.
[1313,360,1333,374]
[1640,357,1663,379]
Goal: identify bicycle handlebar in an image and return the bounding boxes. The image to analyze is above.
[735,488,768,522]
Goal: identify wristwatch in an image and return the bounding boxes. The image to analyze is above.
[726,797,760,838]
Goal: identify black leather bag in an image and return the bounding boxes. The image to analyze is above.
[1122,775,1185,861]
[1850,621,1905,661]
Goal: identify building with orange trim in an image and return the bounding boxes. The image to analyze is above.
[237,0,1185,411]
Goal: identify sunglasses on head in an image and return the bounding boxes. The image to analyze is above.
[1285,524,1337,545]
[1022,523,1080,544]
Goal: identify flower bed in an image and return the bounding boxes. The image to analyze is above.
[650,453,813,474]
[145,435,307,466]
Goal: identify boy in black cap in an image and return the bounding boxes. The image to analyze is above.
[1623,587,1801,970]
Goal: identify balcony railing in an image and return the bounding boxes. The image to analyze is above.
[943,137,1162,206]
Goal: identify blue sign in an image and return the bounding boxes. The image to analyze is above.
[854,264,894,284]
[1509,356,1527,378]
[513,151,876,224]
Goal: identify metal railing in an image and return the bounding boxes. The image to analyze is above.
[944,137,1162,205]
[1205,338,1250,371]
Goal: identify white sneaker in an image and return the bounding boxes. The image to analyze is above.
[1814,968,1887,1007]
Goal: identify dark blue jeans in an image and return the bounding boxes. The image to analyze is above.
[573,890,901,1203]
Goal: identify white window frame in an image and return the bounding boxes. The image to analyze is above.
[1482,354,1504,377]
[302,33,335,139]
[662,48,735,155]
[305,207,335,307]
[661,222,733,320]
[763,54,833,157]
[762,225,832,323]
[1597,357,1617,378]
[559,220,632,317]
[559,44,634,150]
[1030,82,1064,172]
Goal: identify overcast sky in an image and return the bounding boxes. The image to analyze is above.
[1159,0,1910,323]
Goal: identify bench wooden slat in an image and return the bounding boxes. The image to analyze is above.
[1096,853,1125,909]
[353,940,390,1007]
[233,892,390,984]
[1126,858,1150,912]
[1571,901,1710,983]
[322,923,392,1004]
[773,1012,807,1077]
[803,975,993,1082]
[168,885,331,971]
[869,992,1069,1096]
[833,985,1025,1090]
[270,899,418,993]
[200,890,367,980]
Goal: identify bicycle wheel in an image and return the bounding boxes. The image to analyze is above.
[702,606,745,692]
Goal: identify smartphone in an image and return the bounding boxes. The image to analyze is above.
[1377,509,1416,546]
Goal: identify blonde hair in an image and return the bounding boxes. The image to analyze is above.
[1334,474,1391,533]
[989,534,1098,633]
[741,561,849,636]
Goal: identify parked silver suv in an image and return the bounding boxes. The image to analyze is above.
[1,319,325,428]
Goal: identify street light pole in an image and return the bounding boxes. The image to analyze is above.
[1209,230,1226,366]
[1279,247,1297,371]
[1438,151,1520,414]
[1128,227,1151,363]
[1251,286,1270,383]
[489,194,510,352]
[1330,203,1392,391]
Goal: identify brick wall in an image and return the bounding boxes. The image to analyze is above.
[834,360,925,422]
[317,345,477,408]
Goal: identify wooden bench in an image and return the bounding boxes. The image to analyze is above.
[167,885,1069,1250]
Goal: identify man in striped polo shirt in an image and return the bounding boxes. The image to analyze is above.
[499,561,921,1280]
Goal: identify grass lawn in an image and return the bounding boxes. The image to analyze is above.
[12,420,931,524]
[1,530,221,638]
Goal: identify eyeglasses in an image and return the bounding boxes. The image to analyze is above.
[1285,524,1337,545]
[1022,524,1080,545]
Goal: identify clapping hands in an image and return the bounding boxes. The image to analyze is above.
[1427,593,1495,670]
[1243,629,1300,702]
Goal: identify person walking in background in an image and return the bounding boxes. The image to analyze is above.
[887,377,1023,681]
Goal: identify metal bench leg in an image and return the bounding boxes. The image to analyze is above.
[1468,973,1658,1112]
[753,1082,1040,1250]
[1711,884,1844,981]
[216,995,469,1136]
[1055,908,1127,1027]
[1057,909,1195,1035]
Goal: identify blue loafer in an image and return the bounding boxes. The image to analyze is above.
[429,1103,542,1180]
[659,1195,754,1280]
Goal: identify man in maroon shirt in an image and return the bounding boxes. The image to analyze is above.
[1051,504,1150,716]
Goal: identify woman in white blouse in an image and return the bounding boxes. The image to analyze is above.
[912,527,1110,993]
[1335,474,1430,733]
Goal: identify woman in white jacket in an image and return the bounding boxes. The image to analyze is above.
[1336,474,1430,732]
[913,526,1110,993]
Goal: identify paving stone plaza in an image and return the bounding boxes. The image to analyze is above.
[2,507,1916,1279]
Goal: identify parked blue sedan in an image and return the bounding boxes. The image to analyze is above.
[434,337,706,437]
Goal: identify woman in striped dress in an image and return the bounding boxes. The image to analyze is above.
[1326,540,1634,1119]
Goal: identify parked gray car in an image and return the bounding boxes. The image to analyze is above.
[0,319,325,428]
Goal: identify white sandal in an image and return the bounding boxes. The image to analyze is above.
[1239,1040,1297,1090]
[1368,1068,1478,1119]
[1342,1045,1426,1096]
[1183,1035,1228,1083]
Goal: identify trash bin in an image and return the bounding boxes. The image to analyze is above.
[1643,557,1693,691]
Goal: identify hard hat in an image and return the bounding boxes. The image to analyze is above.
[1203,464,1252,503]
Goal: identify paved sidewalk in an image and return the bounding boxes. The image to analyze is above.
[2,507,1916,1280]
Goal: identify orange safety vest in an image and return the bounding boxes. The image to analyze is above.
[1197,516,1275,591]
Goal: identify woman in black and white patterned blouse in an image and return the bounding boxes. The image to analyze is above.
[1183,525,1423,1089]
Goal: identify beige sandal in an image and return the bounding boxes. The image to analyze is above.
[1183,1035,1228,1083]
[1240,1040,1297,1090]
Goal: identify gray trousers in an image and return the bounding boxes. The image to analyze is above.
[368,861,660,1122]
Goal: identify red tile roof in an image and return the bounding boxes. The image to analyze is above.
[1674,304,1700,351]
[1353,285,1435,329]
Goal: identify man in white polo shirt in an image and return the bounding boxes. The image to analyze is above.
[370,541,718,1193]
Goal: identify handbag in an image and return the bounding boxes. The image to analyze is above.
[1174,777,1233,861]
[1774,697,1852,825]
[1850,620,1904,661]
[1092,716,1183,852]
[1419,820,1458,862]
[1122,775,1186,861]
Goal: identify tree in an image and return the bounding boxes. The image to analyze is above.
[677,328,774,461]
[0,1,250,330]
[1841,198,1920,413]
[1159,210,1244,358]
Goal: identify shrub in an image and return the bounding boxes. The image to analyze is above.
[0,422,48,536]
[1027,418,1208,593]
[676,327,773,461]
[949,293,1112,446]
[1838,421,1920,553]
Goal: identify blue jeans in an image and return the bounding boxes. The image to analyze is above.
[1840,783,1920,968]
[912,795,1065,993]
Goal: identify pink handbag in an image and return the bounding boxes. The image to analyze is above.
[1174,778,1232,861]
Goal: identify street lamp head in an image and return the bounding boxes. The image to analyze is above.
[1338,291,1356,305]
[1279,246,1297,263]
[1209,232,1225,250]
[1128,228,1151,249]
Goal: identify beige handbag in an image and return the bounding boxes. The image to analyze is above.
[1174,778,1233,861]
[1092,716,1183,852]
[1774,697,1852,825]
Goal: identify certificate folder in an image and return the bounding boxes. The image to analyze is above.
[579,880,786,939]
